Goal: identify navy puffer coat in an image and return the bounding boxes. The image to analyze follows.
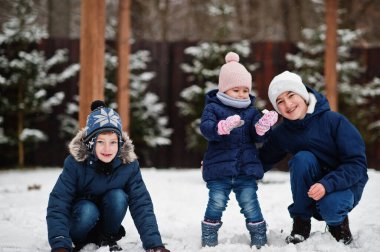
[46,130,163,251]
[259,87,368,207]
[200,89,264,181]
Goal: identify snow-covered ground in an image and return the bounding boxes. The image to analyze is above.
[0,168,379,252]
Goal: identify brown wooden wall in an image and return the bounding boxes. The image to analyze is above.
[16,39,380,169]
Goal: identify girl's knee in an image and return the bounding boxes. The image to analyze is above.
[238,196,262,222]
[210,198,228,211]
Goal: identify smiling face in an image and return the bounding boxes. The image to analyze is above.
[276,91,308,120]
[95,132,119,163]
[225,86,250,100]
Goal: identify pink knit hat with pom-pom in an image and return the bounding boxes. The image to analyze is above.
[218,52,252,93]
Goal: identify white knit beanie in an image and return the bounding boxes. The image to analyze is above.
[268,71,310,113]
[218,52,252,93]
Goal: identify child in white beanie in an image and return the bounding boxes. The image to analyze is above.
[199,52,277,248]
[260,70,368,245]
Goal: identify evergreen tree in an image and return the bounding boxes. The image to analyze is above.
[0,0,79,167]
[178,41,263,151]
[104,50,172,149]
[286,0,380,148]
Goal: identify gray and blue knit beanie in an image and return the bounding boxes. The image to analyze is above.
[83,100,122,144]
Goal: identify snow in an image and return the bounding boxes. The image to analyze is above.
[0,168,379,252]
[19,128,47,142]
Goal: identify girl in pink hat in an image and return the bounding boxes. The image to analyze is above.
[199,52,277,248]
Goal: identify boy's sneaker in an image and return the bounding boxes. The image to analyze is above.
[99,240,123,251]
[285,217,311,244]
[97,226,125,252]
[328,216,353,245]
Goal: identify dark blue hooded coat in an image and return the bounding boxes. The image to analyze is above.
[200,89,264,181]
[259,87,368,207]
[46,130,163,251]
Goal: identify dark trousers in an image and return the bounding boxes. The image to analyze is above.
[288,151,354,226]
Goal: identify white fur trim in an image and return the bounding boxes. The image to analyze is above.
[307,93,317,114]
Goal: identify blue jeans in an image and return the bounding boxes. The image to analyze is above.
[204,176,263,223]
[288,151,354,226]
[70,189,128,244]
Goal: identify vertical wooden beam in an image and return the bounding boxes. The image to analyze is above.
[324,0,338,111]
[117,0,132,132]
[79,0,106,128]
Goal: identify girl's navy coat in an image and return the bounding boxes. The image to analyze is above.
[200,89,264,182]
[259,87,368,207]
[46,130,163,251]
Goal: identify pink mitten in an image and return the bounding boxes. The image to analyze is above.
[255,110,278,136]
[218,115,244,135]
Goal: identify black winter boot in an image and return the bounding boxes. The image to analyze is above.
[328,216,353,245]
[97,226,125,251]
[73,225,101,252]
[99,240,123,251]
[285,217,311,244]
[73,244,85,252]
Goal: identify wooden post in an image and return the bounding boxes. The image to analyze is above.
[324,0,338,111]
[79,0,106,128]
[117,0,132,132]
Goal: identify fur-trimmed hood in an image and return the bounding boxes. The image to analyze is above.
[68,129,137,164]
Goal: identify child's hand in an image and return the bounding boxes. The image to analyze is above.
[308,183,326,201]
[217,115,244,135]
[255,110,278,136]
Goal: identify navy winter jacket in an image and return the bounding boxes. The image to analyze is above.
[46,130,163,251]
[259,87,368,207]
[200,89,264,181]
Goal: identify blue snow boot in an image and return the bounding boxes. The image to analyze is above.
[246,220,267,249]
[201,220,222,247]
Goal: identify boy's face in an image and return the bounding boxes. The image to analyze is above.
[95,132,119,163]
[225,86,250,100]
[276,91,308,120]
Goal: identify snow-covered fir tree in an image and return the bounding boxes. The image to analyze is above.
[178,41,263,151]
[286,0,380,148]
[177,1,265,152]
[0,0,79,167]
[104,50,172,148]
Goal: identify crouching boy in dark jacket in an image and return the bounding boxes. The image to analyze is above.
[46,100,170,252]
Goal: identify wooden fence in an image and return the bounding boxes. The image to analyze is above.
[4,39,380,169]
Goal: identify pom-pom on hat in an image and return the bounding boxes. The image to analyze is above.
[83,100,122,143]
[218,52,252,93]
[268,71,310,113]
